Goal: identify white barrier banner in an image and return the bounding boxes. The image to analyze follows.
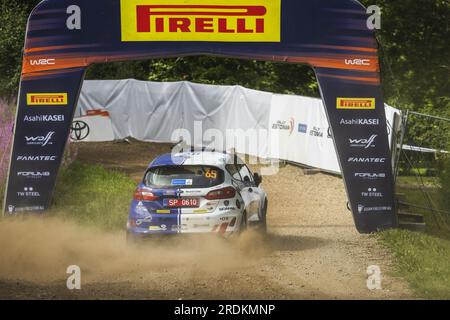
[75,80,400,175]
[269,94,340,173]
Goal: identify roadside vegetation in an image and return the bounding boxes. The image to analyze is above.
[379,230,450,299]
[0,0,449,300]
[50,162,136,231]
[379,140,450,299]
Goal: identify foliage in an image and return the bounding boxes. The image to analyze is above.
[0,0,448,140]
[0,0,39,98]
[362,0,450,149]
[379,229,450,299]
[437,140,450,213]
[148,56,319,96]
[0,98,14,200]
[50,162,136,231]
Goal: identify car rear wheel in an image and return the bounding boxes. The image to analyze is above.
[126,230,141,246]
[256,200,268,236]
[238,211,248,235]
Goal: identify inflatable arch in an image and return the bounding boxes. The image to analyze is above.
[3,0,398,233]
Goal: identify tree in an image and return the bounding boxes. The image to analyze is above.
[0,0,448,120]
[147,57,319,96]
[0,0,39,98]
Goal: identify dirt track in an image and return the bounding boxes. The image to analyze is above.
[0,141,414,299]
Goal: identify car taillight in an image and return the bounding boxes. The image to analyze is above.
[205,187,236,200]
[133,188,159,201]
[129,218,137,228]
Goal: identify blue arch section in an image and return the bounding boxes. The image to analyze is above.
[3,0,398,233]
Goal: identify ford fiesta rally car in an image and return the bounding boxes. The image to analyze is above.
[127,151,268,240]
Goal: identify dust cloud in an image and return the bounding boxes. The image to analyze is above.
[0,216,267,284]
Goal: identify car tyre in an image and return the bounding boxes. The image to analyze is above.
[256,200,268,236]
[238,211,248,235]
[126,230,140,246]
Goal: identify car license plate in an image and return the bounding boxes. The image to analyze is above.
[164,198,200,208]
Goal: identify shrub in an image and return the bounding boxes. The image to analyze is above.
[0,99,14,200]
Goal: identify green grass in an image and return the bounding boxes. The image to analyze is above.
[379,170,450,299]
[50,161,136,231]
[7,160,450,298]
[379,230,450,299]
[396,173,450,232]
[397,176,440,188]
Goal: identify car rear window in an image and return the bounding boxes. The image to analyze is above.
[145,165,224,188]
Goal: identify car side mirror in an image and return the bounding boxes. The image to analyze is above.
[253,173,262,186]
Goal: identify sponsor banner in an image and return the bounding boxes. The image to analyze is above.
[29,58,56,66]
[271,118,294,135]
[340,118,380,126]
[24,132,55,147]
[24,114,65,122]
[121,0,281,42]
[358,204,393,214]
[354,172,386,180]
[269,94,341,173]
[27,93,68,106]
[16,187,41,198]
[349,135,377,149]
[16,155,58,161]
[337,98,376,110]
[298,123,308,134]
[7,205,45,214]
[6,0,399,234]
[347,157,387,163]
[70,112,114,142]
[17,171,51,179]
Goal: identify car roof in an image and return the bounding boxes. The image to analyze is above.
[148,151,240,169]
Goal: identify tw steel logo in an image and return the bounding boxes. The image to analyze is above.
[121,0,281,42]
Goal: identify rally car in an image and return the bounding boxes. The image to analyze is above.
[126,150,268,240]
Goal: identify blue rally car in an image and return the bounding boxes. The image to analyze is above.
[127,151,268,240]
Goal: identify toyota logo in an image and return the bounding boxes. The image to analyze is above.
[70,120,90,141]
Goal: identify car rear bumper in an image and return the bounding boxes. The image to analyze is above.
[128,208,242,237]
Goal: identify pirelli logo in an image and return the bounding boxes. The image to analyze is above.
[337,98,376,110]
[27,93,68,106]
[121,0,281,42]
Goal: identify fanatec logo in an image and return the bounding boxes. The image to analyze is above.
[354,173,386,180]
[25,132,55,146]
[348,157,386,163]
[340,118,380,126]
[17,155,57,161]
[17,171,51,179]
[349,135,377,148]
